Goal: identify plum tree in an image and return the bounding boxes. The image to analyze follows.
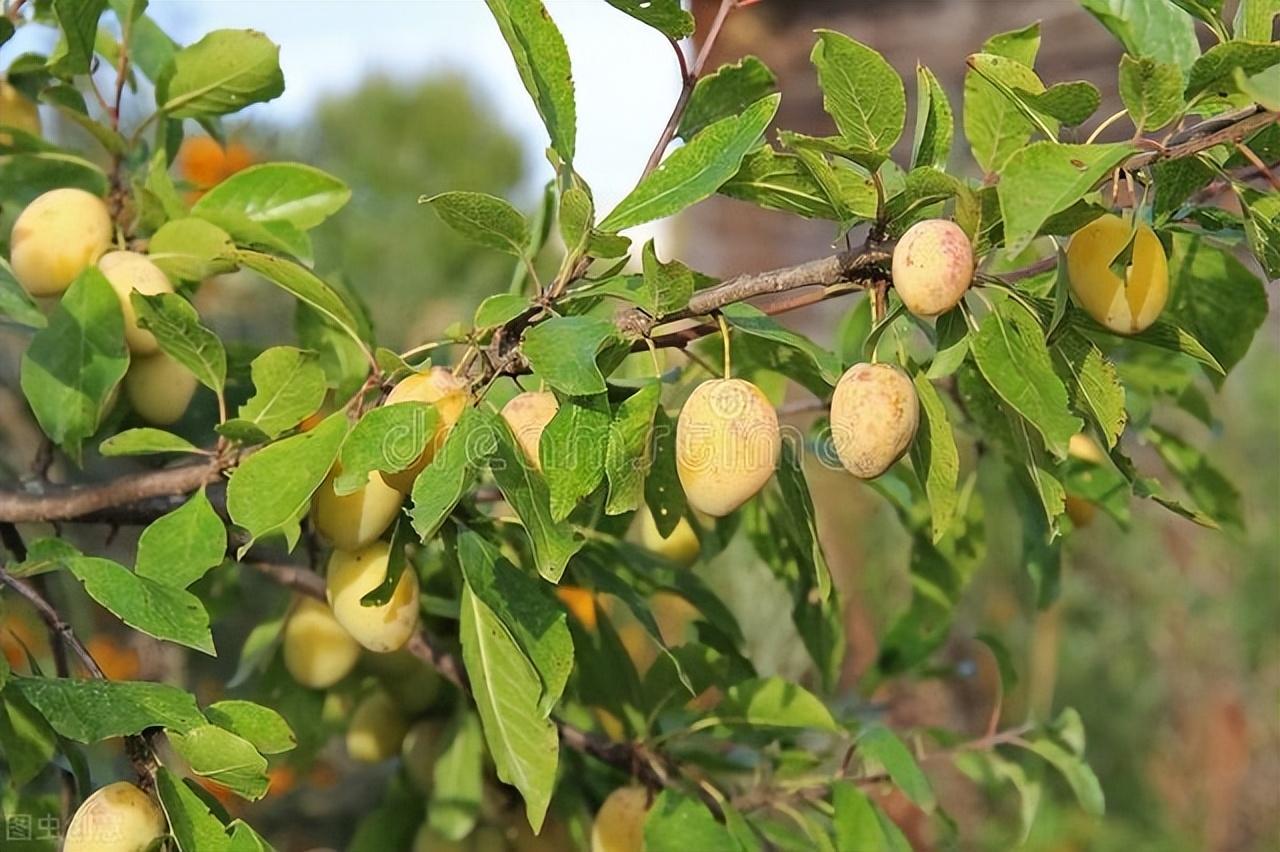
[590,786,650,852]
[638,508,700,566]
[500,390,558,470]
[401,717,443,792]
[312,465,405,551]
[282,597,360,689]
[326,540,421,652]
[890,219,974,318]
[0,80,41,143]
[123,350,198,426]
[676,379,780,517]
[346,689,409,762]
[1066,213,1169,334]
[8,188,112,296]
[380,366,471,491]
[63,781,167,852]
[96,251,175,354]
[830,363,920,479]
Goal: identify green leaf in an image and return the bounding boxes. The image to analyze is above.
[997,142,1134,254]
[9,676,205,742]
[911,64,954,170]
[1051,330,1126,449]
[1234,0,1280,41]
[858,725,936,811]
[335,402,437,494]
[170,724,270,800]
[603,381,661,515]
[0,258,46,329]
[810,30,905,167]
[0,687,57,787]
[604,0,693,39]
[147,218,238,281]
[410,408,498,541]
[0,152,109,203]
[19,269,128,463]
[65,555,214,653]
[457,531,573,715]
[1185,40,1280,98]
[223,346,327,441]
[132,291,227,392]
[541,394,610,521]
[601,94,779,231]
[1237,184,1280,278]
[558,185,593,258]
[237,251,363,348]
[49,0,107,76]
[972,301,1081,458]
[199,207,312,261]
[721,677,837,731]
[194,162,350,230]
[522,316,618,395]
[226,410,348,553]
[99,427,203,456]
[644,408,686,539]
[158,29,284,118]
[426,712,485,840]
[227,821,271,852]
[1022,738,1105,816]
[722,302,842,386]
[474,292,531,329]
[678,56,778,141]
[774,443,833,603]
[911,373,959,542]
[421,191,530,256]
[645,790,738,852]
[1080,0,1200,73]
[720,146,840,219]
[486,0,576,162]
[833,782,912,852]
[136,488,226,588]
[487,411,583,583]
[1166,232,1268,378]
[1020,80,1101,126]
[204,700,295,755]
[963,53,1047,173]
[983,21,1041,66]
[459,583,558,832]
[641,240,695,318]
[156,767,233,852]
[1119,55,1186,132]
[1146,426,1242,528]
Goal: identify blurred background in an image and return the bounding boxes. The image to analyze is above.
[1,1,1276,850]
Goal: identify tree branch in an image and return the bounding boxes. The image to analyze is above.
[0,460,228,523]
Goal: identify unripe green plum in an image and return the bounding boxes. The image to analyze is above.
[401,718,443,792]
[676,379,780,517]
[639,508,700,567]
[9,188,112,297]
[124,350,197,426]
[63,781,166,852]
[326,540,420,653]
[830,363,919,479]
[1066,213,1168,334]
[312,465,405,551]
[591,786,650,852]
[500,390,558,471]
[891,219,974,318]
[381,366,471,492]
[98,250,175,354]
[0,81,41,144]
[283,597,360,689]
[346,689,409,763]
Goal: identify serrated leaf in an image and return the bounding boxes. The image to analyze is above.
[65,556,214,653]
[158,29,284,119]
[194,162,350,230]
[964,52,1048,173]
[335,402,437,495]
[20,269,128,464]
[601,94,779,231]
[998,142,1134,254]
[522,316,618,395]
[136,487,226,588]
[226,410,348,553]
[170,724,270,800]
[911,373,959,542]
[421,191,530,256]
[9,676,205,742]
[1119,55,1185,132]
[100,427,202,456]
[641,240,695,318]
[1051,330,1126,449]
[1080,0,1200,73]
[49,0,107,76]
[972,301,1081,458]
[1185,40,1280,98]
[720,146,839,219]
[678,56,778,141]
[604,381,661,515]
[486,0,576,162]
[1237,184,1280,278]
[410,408,498,541]
[147,217,238,281]
[912,64,953,170]
[811,30,905,167]
[132,291,227,392]
[721,676,837,731]
[541,393,610,521]
[237,251,363,350]
[459,583,558,831]
[1019,80,1101,126]
[225,346,327,441]
[604,0,693,39]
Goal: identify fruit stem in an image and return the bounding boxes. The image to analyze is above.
[716,312,731,378]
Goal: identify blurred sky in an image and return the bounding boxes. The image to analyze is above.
[7,1,685,212]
